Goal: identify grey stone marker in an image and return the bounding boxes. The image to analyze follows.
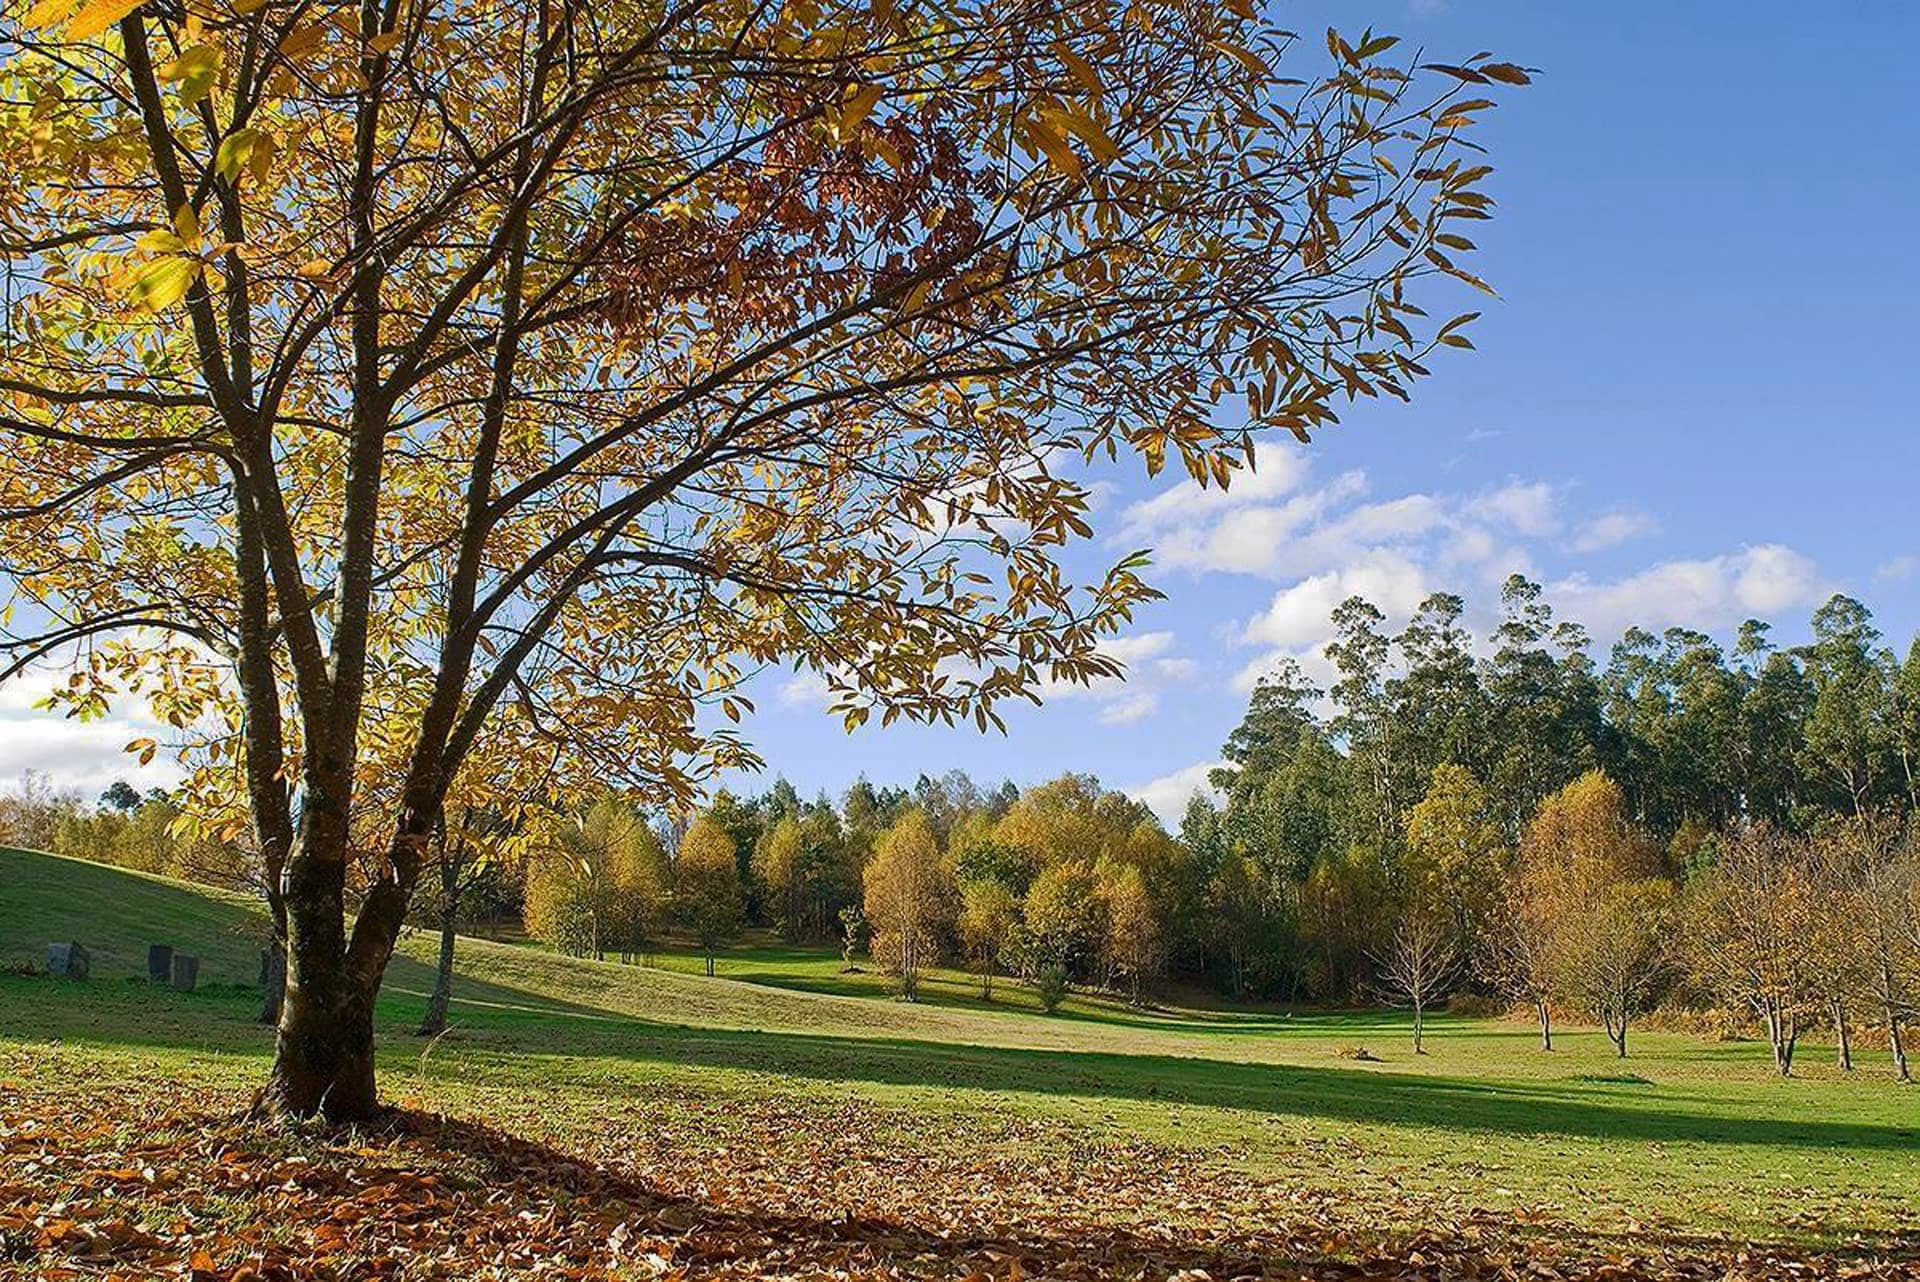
[170,952,199,991]
[148,943,174,981]
[46,941,90,979]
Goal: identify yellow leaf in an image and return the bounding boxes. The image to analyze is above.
[65,0,143,39]
[296,257,332,279]
[214,127,266,182]
[22,0,75,31]
[158,44,220,105]
[839,83,883,136]
[1054,44,1101,100]
[279,24,323,56]
[129,256,200,312]
[171,203,199,245]
[135,228,186,254]
[1211,39,1268,78]
[1041,103,1121,164]
[1023,116,1081,180]
[367,30,402,53]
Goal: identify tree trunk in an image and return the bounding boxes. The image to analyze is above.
[264,970,378,1122]
[258,940,286,1025]
[1833,999,1853,1072]
[1535,999,1552,1051]
[417,909,457,1037]
[1412,996,1424,1054]
[1890,1016,1910,1084]
[1766,1005,1794,1076]
[1605,1008,1627,1058]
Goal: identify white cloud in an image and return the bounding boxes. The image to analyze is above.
[1128,760,1224,827]
[776,670,833,709]
[1097,693,1159,726]
[0,680,185,796]
[1571,511,1659,553]
[1240,553,1433,650]
[1549,544,1828,642]
[1116,447,1314,539]
[1465,480,1560,537]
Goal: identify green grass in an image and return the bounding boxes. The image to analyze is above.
[3,845,1917,1247]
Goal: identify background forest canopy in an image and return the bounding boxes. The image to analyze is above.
[16,571,1920,1054]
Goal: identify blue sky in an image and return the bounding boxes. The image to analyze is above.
[740,2,1920,821]
[6,3,1916,819]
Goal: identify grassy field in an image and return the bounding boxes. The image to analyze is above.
[3,845,1918,1268]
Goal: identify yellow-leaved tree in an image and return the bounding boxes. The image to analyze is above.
[0,0,1523,1117]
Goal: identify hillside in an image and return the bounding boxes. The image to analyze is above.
[4,845,1918,1275]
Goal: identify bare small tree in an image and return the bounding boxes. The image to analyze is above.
[1688,823,1814,1075]
[1380,903,1459,1054]
[1833,816,1919,1082]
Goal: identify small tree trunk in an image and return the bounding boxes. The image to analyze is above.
[417,854,460,1037]
[417,912,457,1037]
[1766,1007,1787,1076]
[1890,1016,1911,1083]
[1535,999,1552,1051]
[1833,999,1853,1072]
[1605,1008,1627,1058]
[1412,995,1424,1054]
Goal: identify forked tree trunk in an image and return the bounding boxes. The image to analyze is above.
[264,799,431,1121]
[1603,1008,1627,1058]
[267,971,379,1121]
[1535,999,1552,1051]
[1765,1004,1796,1076]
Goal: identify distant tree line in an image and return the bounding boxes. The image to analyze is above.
[8,575,1916,1075]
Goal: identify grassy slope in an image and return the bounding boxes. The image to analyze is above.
[2,845,1916,1246]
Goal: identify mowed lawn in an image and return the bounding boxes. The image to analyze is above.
[3,846,1917,1250]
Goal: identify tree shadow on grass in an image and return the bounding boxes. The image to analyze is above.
[399,1107,1920,1272]
[10,966,1919,1157]
[458,1018,1920,1153]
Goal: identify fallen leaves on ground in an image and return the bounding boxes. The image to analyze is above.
[2,1077,1916,1281]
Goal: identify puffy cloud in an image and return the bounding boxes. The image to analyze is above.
[1548,544,1828,641]
[1571,511,1659,553]
[775,670,833,709]
[0,681,184,796]
[1127,759,1225,827]
[1240,553,1433,650]
[1116,447,1315,540]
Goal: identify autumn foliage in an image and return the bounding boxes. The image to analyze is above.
[0,0,1521,1117]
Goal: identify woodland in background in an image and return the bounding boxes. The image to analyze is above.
[14,574,1918,1077]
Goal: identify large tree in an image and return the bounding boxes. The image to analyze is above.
[0,0,1519,1117]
